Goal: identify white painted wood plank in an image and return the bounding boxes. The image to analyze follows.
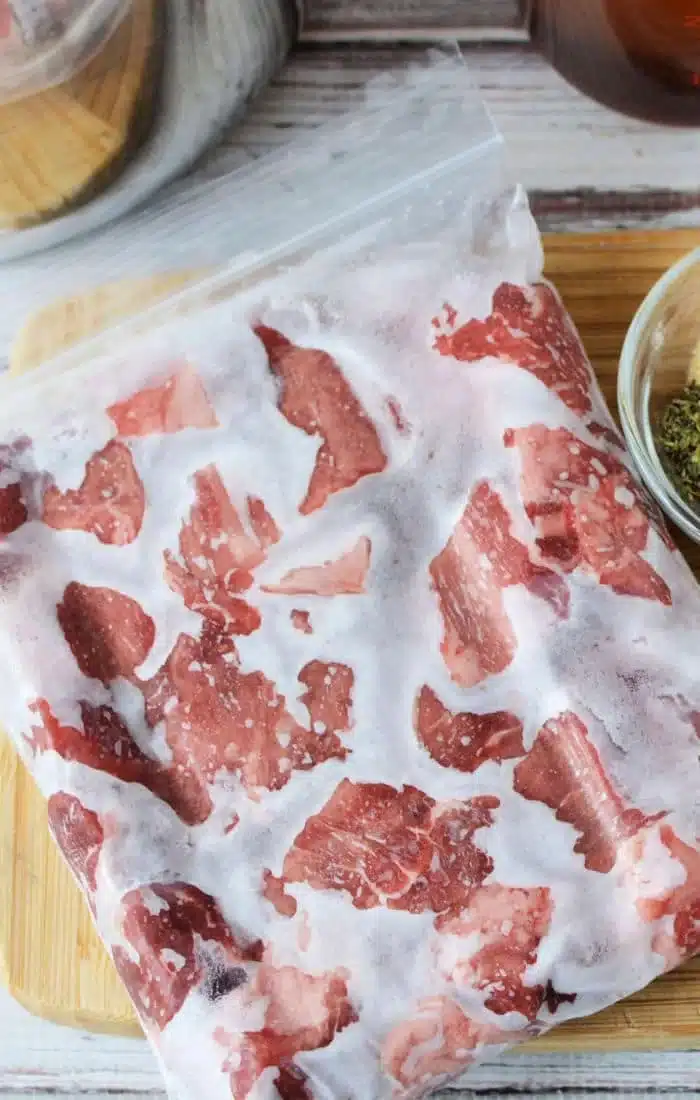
[198,45,700,231]
[5,991,700,1096]
[305,0,521,34]
[0,1095,696,1100]
[0,993,159,1095]
[304,0,524,41]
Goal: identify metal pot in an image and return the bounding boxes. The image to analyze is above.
[522,0,700,125]
[0,0,302,261]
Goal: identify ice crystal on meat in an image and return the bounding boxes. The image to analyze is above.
[164,466,276,636]
[433,283,592,416]
[255,326,388,514]
[430,483,569,688]
[505,425,672,605]
[224,963,357,1100]
[277,780,498,916]
[513,712,665,873]
[382,996,508,1090]
[43,440,145,545]
[263,537,371,597]
[29,699,210,826]
[108,365,218,437]
[416,686,525,774]
[138,628,354,798]
[113,883,263,1030]
[58,582,155,683]
[48,792,104,904]
[437,884,557,1020]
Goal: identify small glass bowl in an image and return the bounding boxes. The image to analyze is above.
[619,246,700,545]
[0,0,130,104]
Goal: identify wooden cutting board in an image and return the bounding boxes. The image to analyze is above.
[0,0,160,230]
[3,229,700,1047]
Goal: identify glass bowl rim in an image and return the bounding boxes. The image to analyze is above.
[618,242,700,545]
[0,0,130,103]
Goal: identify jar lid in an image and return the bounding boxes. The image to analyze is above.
[0,0,130,102]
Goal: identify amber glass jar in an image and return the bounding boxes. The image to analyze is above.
[522,0,700,125]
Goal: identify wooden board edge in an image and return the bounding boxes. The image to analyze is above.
[0,733,18,993]
[529,1030,700,1055]
[7,981,143,1038]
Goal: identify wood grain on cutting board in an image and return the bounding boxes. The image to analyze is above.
[2,230,700,1047]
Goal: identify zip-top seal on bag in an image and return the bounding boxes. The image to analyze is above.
[1,57,700,1100]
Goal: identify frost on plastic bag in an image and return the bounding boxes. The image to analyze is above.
[2,60,700,1100]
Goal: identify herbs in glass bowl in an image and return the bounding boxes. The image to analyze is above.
[656,382,700,508]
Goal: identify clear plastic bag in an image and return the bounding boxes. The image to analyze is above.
[0,0,129,102]
[1,57,700,1100]
[0,54,512,342]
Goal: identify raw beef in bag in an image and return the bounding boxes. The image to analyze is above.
[2,60,700,1100]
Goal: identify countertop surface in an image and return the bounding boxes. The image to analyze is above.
[5,1,700,1097]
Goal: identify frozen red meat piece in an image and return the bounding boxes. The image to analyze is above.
[112,883,263,1031]
[107,364,218,437]
[430,482,569,689]
[58,582,155,683]
[433,282,593,416]
[47,792,104,904]
[223,962,357,1100]
[638,826,700,965]
[263,870,299,918]
[263,536,371,596]
[164,466,276,636]
[382,996,507,1090]
[403,799,499,917]
[42,440,145,546]
[415,685,524,774]
[437,884,558,1020]
[513,712,665,874]
[505,424,673,604]
[274,1064,314,1100]
[298,660,354,738]
[247,495,282,549]
[173,467,270,583]
[290,609,313,635]
[0,483,27,537]
[29,699,210,826]
[139,627,354,797]
[385,396,411,437]
[255,326,388,514]
[0,438,33,537]
[276,779,497,916]
[165,551,261,636]
[587,420,626,450]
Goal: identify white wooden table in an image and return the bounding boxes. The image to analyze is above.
[5,1,700,1097]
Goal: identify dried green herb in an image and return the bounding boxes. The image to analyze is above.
[657,382,700,505]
